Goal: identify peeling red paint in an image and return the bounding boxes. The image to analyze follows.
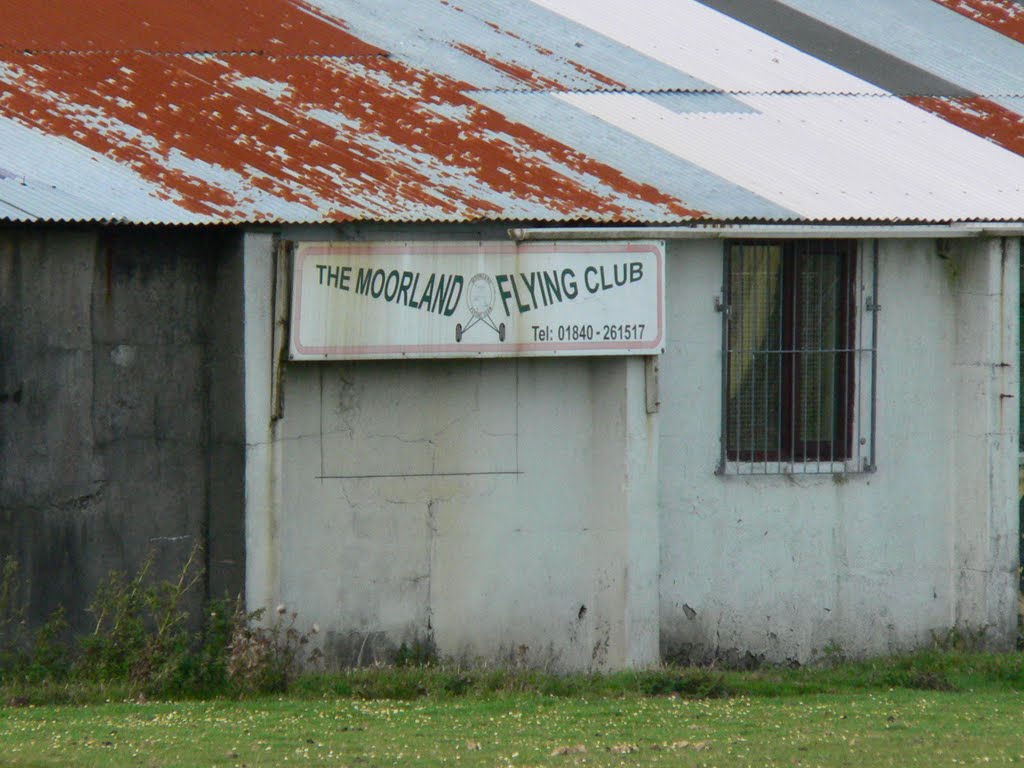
[566,60,626,90]
[468,18,626,90]
[906,95,1024,158]
[929,0,1024,44]
[0,49,701,221]
[454,43,566,90]
[0,0,385,55]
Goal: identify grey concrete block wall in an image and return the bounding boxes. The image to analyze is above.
[0,225,246,634]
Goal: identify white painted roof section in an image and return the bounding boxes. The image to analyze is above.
[554,90,1024,221]
[527,0,888,95]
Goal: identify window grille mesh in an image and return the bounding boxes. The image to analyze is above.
[720,240,877,475]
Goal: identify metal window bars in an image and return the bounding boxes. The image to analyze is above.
[718,239,878,475]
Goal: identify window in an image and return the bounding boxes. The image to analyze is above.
[720,240,876,474]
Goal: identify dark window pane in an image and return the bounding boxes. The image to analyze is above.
[725,240,855,464]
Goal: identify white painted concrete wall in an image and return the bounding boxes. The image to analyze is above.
[245,229,659,670]
[244,230,1019,668]
[659,237,1019,663]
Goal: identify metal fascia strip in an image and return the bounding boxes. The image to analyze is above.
[508,224,1024,240]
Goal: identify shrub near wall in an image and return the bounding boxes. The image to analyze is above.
[0,548,318,700]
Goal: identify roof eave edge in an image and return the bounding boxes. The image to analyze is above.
[509,223,1024,241]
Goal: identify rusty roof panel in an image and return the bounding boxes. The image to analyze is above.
[0,49,702,223]
[0,0,1022,225]
[2,0,384,55]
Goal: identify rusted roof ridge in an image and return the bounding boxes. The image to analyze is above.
[0,48,392,59]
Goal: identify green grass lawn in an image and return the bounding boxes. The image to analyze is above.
[4,688,1024,767]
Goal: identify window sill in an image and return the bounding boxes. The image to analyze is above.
[717,459,873,476]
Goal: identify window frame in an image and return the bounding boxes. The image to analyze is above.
[718,239,877,476]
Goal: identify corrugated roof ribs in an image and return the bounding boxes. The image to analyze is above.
[0,0,1021,224]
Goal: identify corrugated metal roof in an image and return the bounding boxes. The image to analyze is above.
[689,0,1024,153]
[553,91,1024,221]
[0,50,700,223]
[771,0,1024,98]
[924,0,1024,45]
[4,0,384,55]
[309,0,717,93]
[0,0,1022,225]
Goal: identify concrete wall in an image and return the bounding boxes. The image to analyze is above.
[246,228,1019,668]
[245,228,658,670]
[2,222,1017,663]
[659,237,1019,663]
[0,225,246,633]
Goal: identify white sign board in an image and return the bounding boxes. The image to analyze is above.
[289,240,664,359]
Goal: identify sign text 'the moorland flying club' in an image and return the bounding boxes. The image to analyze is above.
[289,241,664,359]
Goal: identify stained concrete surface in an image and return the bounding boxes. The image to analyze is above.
[0,225,245,634]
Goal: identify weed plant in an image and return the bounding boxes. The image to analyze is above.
[5,550,1024,706]
[0,548,319,702]
[227,604,322,693]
